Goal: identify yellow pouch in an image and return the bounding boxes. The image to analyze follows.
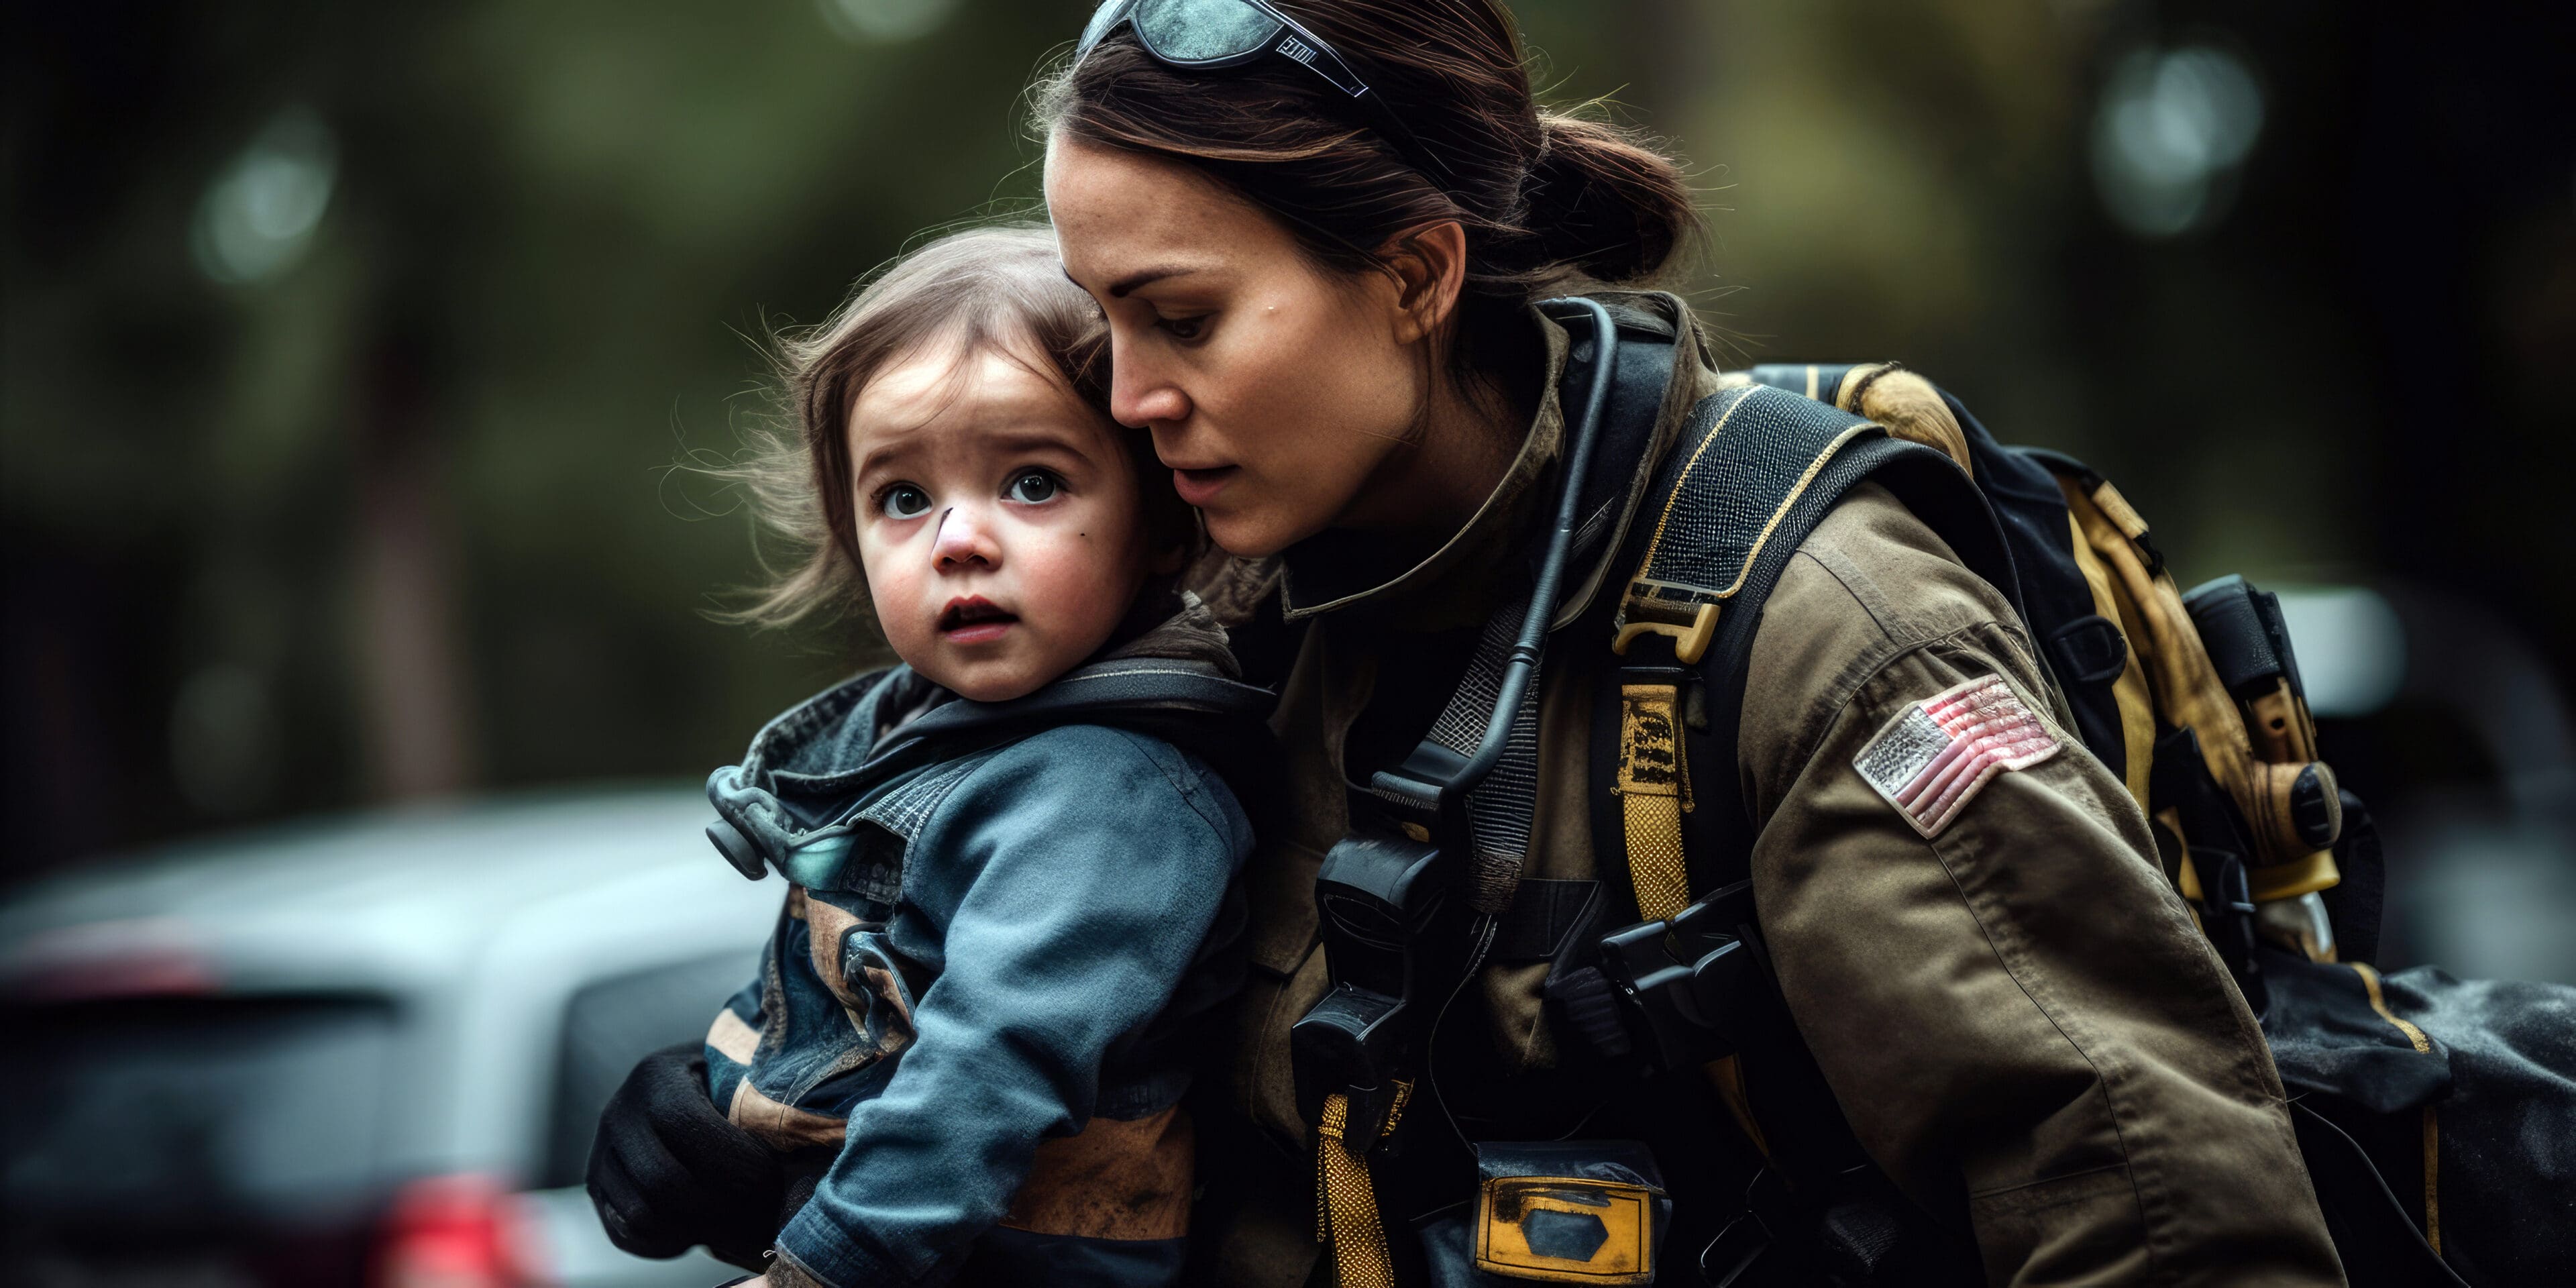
[1465,1142,1668,1285]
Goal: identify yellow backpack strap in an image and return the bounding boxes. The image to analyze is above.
[1831,363,1974,473]
[2057,474,2344,942]
[2057,506,2160,810]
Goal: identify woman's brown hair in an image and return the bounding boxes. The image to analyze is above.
[1036,0,1697,382]
[714,223,1193,630]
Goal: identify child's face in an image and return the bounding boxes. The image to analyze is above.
[848,337,1154,703]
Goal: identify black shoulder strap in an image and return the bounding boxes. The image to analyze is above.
[1575,380,2017,1233]
[1599,382,2021,900]
[1744,365,2133,784]
[1555,299,1684,557]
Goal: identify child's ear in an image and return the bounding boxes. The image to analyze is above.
[1148,539,1189,578]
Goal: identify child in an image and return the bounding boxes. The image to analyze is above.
[692,225,1266,1288]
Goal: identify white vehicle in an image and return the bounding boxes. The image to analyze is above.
[0,788,779,1288]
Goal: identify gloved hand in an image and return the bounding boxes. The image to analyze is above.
[586,1042,784,1271]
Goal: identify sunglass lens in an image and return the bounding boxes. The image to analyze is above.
[1077,0,1132,59]
[1133,0,1283,65]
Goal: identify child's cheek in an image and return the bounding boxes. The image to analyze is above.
[857,537,929,657]
[1038,518,1136,657]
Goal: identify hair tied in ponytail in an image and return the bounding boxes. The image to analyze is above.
[1520,111,1694,284]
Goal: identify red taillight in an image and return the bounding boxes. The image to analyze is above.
[5,918,218,1002]
[370,1174,551,1288]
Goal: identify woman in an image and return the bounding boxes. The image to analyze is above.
[594,2,2344,1284]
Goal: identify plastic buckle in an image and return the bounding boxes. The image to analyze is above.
[1612,598,1719,665]
[1293,817,1456,1143]
[2200,853,2269,1015]
[1594,883,1760,1073]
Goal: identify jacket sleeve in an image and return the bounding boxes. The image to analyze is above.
[1737,485,2344,1287]
[769,726,1253,1288]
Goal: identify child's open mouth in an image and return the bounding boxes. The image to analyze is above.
[937,596,1018,645]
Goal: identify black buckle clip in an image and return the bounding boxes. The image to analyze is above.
[2200,851,2269,1015]
[1292,796,1456,1151]
[1596,881,1760,1074]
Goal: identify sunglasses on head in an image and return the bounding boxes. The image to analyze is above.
[1073,0,1452,180]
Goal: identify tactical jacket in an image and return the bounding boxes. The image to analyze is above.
[1208,294,2346,1287]
[701,596,1266,1288]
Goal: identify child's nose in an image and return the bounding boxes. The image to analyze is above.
[931,506,1000,572]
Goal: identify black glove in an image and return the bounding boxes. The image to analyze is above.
[586,1041,784,1271]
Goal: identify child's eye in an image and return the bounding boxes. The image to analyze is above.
[1157,314,1208,341]
[1005,471,1061,504]
[878,484,932,519]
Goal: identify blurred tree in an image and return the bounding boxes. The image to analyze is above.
[3,0,2567,882]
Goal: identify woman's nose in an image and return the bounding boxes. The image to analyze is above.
[932,506,1000,572]
[1110,346,1189,429]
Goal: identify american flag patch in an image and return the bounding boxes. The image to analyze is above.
[1854,675,2062,837]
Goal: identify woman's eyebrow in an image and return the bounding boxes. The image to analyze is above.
[1104,264,1202,298]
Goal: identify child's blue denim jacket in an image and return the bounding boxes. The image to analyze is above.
[698,598,1267,1288]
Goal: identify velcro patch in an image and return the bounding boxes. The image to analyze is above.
[1854,675,2061,837]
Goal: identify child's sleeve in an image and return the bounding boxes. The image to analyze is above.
[701,979,763,1120]
[768,725,1253,1288]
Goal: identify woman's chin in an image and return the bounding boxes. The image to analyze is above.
[1202,507,1323,561]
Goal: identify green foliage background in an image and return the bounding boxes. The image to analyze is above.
[5,0,2569,871]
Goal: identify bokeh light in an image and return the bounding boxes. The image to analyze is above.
[189,106,338,286]
[2091,43,2265,239]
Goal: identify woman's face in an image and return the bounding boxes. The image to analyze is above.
[1046,133,1426,558]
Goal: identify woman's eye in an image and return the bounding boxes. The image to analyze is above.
[879,485,932,519]
[1006,471,1061,504]
[1158,314,1208,341]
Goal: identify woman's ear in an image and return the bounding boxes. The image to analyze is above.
[1378,221,1468,346]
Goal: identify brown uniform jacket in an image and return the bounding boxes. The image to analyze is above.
[1213,292,2344,1287]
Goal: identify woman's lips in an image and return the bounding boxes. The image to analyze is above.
[1171,464,1239,507]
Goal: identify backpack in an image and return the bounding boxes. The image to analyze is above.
[1287,305,2567,1288]
[1587,350,2532,1287]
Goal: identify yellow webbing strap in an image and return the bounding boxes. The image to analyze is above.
[1832,364,1974,473]
[2061,511,2158,811]
[2059,477,2342,890]
[2353,965,2441,1254]
[1315,1081,1411,1288]
[2247,849,2342,903]
[1616,683,1693,922]
[1703,1053,1772,1160]
[1615,682,1774,1158]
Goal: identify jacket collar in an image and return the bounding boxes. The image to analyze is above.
[706,591,1271,875]
[735,590,1257,792]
